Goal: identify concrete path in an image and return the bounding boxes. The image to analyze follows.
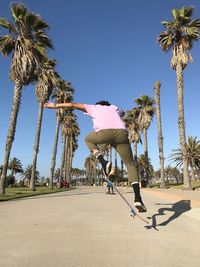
[0,186,200,267]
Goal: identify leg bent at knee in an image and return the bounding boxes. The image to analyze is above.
[85,133,98,151]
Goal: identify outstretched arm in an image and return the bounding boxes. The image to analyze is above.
[43,101,86,112]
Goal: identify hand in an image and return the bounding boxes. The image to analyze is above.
[43,101,55,109]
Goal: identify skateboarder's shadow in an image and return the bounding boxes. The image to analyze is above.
[146,200,191,230]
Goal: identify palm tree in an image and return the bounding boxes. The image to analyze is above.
[21,164,40,187]
[0,3,53,194]
[169,136,200,182]
[153,81,166,188]
[134,95,155,186]
[62,116,79,182]
[124,110,141,161]
[137,154,154,185]
[67,121,80,182]
[30,59,58,191]
[8,157,23,177]
[157,6,200,190]
[165,165,183,184]
[49,80,74,189]
[59,111,79,186]
[84,156,98,185]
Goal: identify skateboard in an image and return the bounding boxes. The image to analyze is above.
[104,175,149,224]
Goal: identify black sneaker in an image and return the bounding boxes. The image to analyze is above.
[134,200,147,212]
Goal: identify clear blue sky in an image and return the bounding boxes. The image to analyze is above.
[0,0,200,178]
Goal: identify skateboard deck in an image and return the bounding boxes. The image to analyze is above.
[104,175,149,224]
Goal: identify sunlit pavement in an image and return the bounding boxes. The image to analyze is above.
[0,186,200,267]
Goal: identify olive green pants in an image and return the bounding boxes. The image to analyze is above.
[85,129,139,183]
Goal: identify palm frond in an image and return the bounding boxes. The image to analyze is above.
[180,6,193,19]
[11,3,28,22]
[0,18,14,31]
[0,35,15,57]
[24,12,38,29]
[34,30,53,49]
[188,19,200,28]
[157,31,173,52]
[158,6,200,58]
[183,25,199,39]
[33,17,50,31]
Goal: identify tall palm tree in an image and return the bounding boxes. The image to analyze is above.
[114,149,118,183]
[30,59,58,191]
[67,121,80,182]
[157,6,200,190]
[62,115,78,182]
[59,118,68,187]
[0,3,53,194]
[169,136,200,182]
[59,111,79,186]
[153,81,166,188]
[134,95,155,186]
[84,155,98,185]
[124,110,141,161]
[49,80,74,189]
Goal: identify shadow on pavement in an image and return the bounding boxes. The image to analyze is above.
[145,200,191,230]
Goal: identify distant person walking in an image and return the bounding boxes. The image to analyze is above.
[44,100,146,212]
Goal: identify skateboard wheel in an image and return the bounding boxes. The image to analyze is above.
[103,182,108,187]
[129,212,135,219]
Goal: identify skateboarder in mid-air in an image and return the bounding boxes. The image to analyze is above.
[44,100,147,212]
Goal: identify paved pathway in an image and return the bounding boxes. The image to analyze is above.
[0,186,200,267]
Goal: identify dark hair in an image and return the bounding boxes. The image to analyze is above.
[95,100,111,106]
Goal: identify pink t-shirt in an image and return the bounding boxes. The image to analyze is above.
[84,104,126,132]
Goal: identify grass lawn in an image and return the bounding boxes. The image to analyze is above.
[150,180,200,190]
[0,186,74,202]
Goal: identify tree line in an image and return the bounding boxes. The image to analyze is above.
[80,6,200,189]
[1,4,200,194]
[0,3,80,194]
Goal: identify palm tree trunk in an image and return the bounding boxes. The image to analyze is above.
[191,159,196,181]
[11,169,14,177]
[0,81,22,194]
[68,137,73,182]
[50,117,60,189]
[114,149,118,184]
[59,135,67,188]
[143,128,149,186]
[154,81,166,188]
[64,136,69,180]
[114,149,118,170]
[121,159,124,186]
[176,63,192,190]
[30,103,43,191]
